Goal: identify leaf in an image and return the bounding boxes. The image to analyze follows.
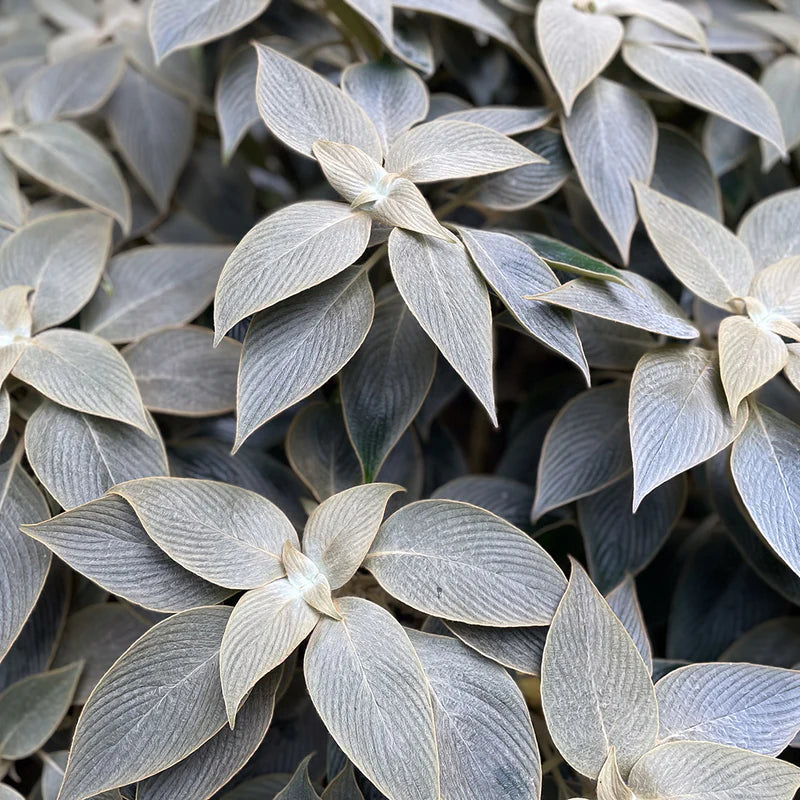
[0,152,26,229]
[737,188,800,271]
[562,78,657,261]
[25,401,167,510]
[578,474,686,593]
[341,60,429,153]
[111,476,297,589]
[274,756,320,800]
[750,257,800,322]
[0,785,24,799]
[216,45,259,161]
[0,455,51,661]
[304,597,439,800]
[622,42,786,153]
[431,475,534,529]
[136,669,281,800]
[0,663,82,759]
[24,44,125,122]
[445,621,547,675]
[220,579,319,725]
[629,346,748,510]
[655,662,800,755]
[787,344,800,391]
[1,121,131,232]
[123,326,241,416]
[322,765,363,800]
[149,0,271,61]
[312,140,385,204]
[596,748,634,800]
[627,741,800,800]
[388,229,496,425]
[254,43,382,161]
[533,383,632,519]
[81,244,231,343]
[58,607,232,800]
[105,67,195,213]
[0,210,111,333]
[605,576,653,673]
[718,315,788,415]
[213,201,371,339]
[540,561,658,779]
[602,0,706,45]
[536,0,623,115]
[235,267,374,449]
[384,120,542,182]
[302,483,402,589]
[365,499,567,625]
[341,294,437,480]
[633,182,755,309]
[730,404,800,580]
[0,285,34,384]
[532,270,699,339]
[406,629,541,800]
[11,329,150,433]
[21,494,229,612]
[440,105,553,135]
[459,227,588,382]
[760,55,800,170]
[0,387,8,444]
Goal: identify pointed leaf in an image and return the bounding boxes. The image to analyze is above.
[21,494,229,612]
[304,597,439,800]
[440,105,553,135]
[322,765,363,800]
[540,562,658,779]
[431,475,534,529]
[312,140,385,204]
[737,188,800,271]
[596,748,634,800]
[365,499,567,625]
[750,257,800,323]
[0,152,26,229]
[602,0,706,45]
[786,344,800,392]
[606,576,653,673]
[444,621,547,676]
[760,55,800,171]
[216,45,259,161]
[111,476,297,589]
[274,756,320,800]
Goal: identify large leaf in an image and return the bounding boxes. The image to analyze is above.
[540,562,658,779]
[622,42,786,152]
[633,181,755,309]
[731,404,800,580]
[304,597,439,800]
[407,629,541,800]
[0,455,52,661]
[627,741,800,800]
[21,494,229,612]
[254,43,382,161]
[82,244,231,343]
[388,229,496,425]
[562,78,657,261]
[25,401,167,510]
[12,329,150,433]
[1,121,131,232]
[458,227,588,381]
[536,0,623,115]
[214,201,371,340]
[656,662,800,755]
[340,294,436,480]
[236,267,374,449]
[220,579,319,725]
[111,477,297,589]
[629,346,748,510]
[58,607,232,800]
[0,210,111,333]
[365,499,566,625]
[0,663,82,759]
[534,383,632,519]
[149,0,271,61]
[384,120,542,182]
[105,67,195,213]
[737,188,800,271]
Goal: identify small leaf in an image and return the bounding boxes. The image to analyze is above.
[274,756,320,800]
[365,499,567,625]
[322,765,363,800]
[111,477,297,589]
[760,55,800,171]
[58,607,232,800]
[12,329,150,433]
[534,383,632,519]
[627,741,800,800]
[149,0,271,61]
[606,576,653,673]
[1,121,131,232]
[750,257,800,323]
[389,229,496,425]
[0,663,82,759]
[254,43,382,161]
[440,105,553,135]
[214,201,371,340]
[25,401,168,510]
[235,267,374,449]
[540,561,658,779]
[304,597,439,800]
[384,120,542,182]
[0,152,26,229]
[596,748,634,800]
[629,346,748,509]
[562,78,657,261]
[633,181,755,309]
[312,140,385,204]
[445,621,546,675]
[216,45,259,161]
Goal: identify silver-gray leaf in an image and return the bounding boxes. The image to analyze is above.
[605,575,653,673]
[445,621,547,676]
[737,187,800,271]
[216,45,259,162]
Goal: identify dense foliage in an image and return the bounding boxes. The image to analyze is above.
[1,0,800,799]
